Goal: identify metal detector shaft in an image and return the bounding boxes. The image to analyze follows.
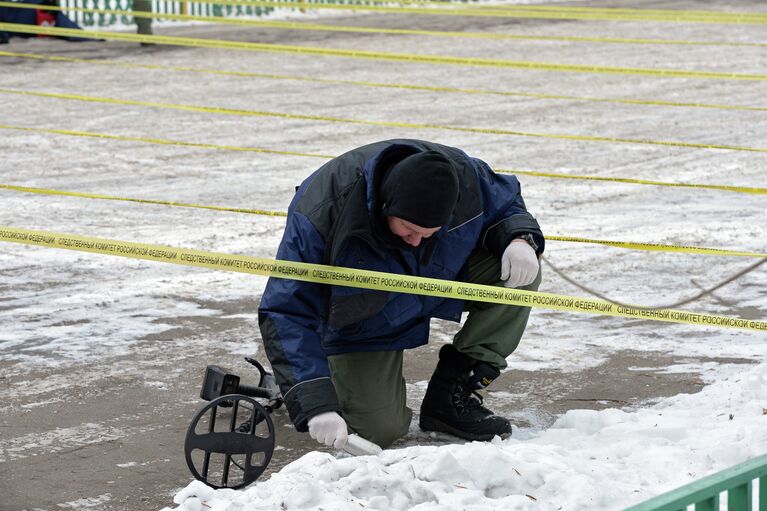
[236,383,274,400]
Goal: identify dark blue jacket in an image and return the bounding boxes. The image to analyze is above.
[258,139,544,431]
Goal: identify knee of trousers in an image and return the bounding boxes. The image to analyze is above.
[346,407,412,449]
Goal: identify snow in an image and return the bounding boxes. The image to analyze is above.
[1,0,766,509]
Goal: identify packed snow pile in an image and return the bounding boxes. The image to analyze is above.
[165,361,767,511]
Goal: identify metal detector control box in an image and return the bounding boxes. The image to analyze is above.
[200,365,241,402]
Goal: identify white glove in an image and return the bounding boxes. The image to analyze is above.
[307,411,349,450]
[500,239,539,288]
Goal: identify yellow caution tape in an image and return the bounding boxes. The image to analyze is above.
[98,0,767,25]
[2,50,765,113]
[362,0,767,24]
[0,226,763,331]
[0,184,288,217]
[0,123,334,158]
[261,0,767,24]
[506,170,767,195]
[13,0,746,27]
[1,183,763,258]
[1,124,764,196]
[2,2,763,48]
[312,0,767,24]
[545,236,765,258]
[4,88,767,153]
[469,3,767,23]
[1,23,765,81]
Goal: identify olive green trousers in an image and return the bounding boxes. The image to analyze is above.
[328,249,542,447]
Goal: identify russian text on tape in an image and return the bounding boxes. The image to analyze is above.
[1,226,765,332]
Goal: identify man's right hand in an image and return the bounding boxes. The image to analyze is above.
[307,411,349,450]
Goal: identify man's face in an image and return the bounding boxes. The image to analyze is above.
[386,216,441,248]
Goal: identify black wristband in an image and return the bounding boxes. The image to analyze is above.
[515,233,539,253]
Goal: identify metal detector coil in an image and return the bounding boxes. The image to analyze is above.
[184,394,276,489]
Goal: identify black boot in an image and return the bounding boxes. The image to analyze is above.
[419,345,511,441]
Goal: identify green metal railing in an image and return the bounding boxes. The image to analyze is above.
[58,0,275,27]
[625,454,767,511]
[29,0,474,28]
[55,0,431,27]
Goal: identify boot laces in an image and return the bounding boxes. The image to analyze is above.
[452,382,484,414]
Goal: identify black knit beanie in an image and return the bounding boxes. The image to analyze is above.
[379,151,460,229]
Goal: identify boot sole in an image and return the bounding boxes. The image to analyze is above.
[419,414,510,442]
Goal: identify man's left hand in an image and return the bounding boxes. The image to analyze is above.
[500,239,539,288]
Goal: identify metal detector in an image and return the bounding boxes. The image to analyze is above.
[184,356,383,489]
[184,357,282,489]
